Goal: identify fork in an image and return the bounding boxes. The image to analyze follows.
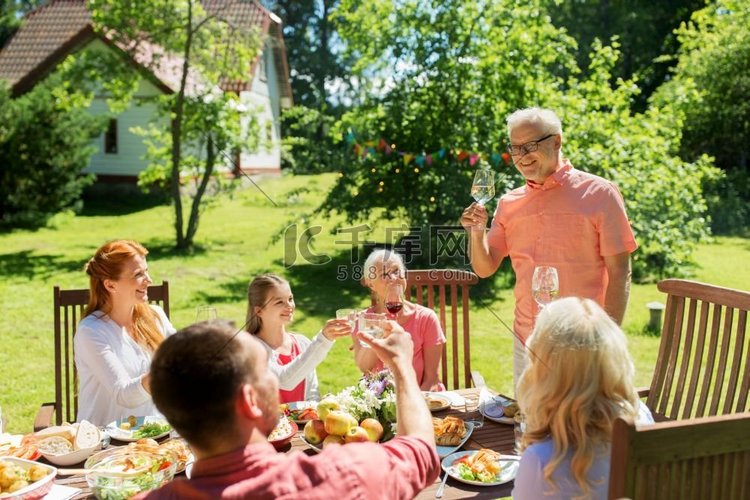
[435,470,449,498]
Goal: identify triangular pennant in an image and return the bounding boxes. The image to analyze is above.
[403,154,414,166]
[438,148,446,159]
[415,156,425,167]
[469,154,479,166]
[425,154,433,166]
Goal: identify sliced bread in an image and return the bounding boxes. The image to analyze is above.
[74,419,101,450]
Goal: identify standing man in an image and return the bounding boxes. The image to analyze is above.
[460,107,637,386]
[137,319,440,499]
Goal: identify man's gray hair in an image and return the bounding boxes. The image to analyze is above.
[507,107,563,138]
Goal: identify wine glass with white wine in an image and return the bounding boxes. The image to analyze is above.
[531,266,559,310]
[471,168,495,206]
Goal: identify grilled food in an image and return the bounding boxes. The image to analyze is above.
[433,416,467,446]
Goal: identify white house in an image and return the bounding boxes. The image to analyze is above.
[0,0,293,181]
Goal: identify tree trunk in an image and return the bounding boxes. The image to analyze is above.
[172,0,195,250]
[185,135,216,246]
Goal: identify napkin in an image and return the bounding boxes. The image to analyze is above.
[44,484,81,500]
[438,391,466,407]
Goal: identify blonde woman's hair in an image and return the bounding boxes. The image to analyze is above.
[517,297,639,498]
[362,248,406,284]
[246,274,288,335]
[506,107,563,138]
[84,240,164,353]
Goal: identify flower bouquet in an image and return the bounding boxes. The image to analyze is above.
[333,369,397,440]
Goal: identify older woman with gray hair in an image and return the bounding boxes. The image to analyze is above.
[352,249,446,391]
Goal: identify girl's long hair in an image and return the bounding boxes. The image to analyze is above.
[245,274,288,335]
[84,240,164,352]
[517,297,639,498]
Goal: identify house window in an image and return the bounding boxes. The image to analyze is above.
[105,119,118,154]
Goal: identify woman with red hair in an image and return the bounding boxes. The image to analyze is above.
[74,240,175,426]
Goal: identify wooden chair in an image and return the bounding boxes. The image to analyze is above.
[608,413,750,499]
[34,281,170,430]
[403,269,479,390]
[642,279,750,421]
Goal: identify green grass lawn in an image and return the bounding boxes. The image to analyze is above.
[2,172,749,434]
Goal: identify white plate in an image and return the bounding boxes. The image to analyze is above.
[479,389,515,425]
[441,450,520,486]
[423,392,451,412]
[436,421,474,458]
[105,416,171,442]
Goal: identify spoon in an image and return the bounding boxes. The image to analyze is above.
[435,471,449,498]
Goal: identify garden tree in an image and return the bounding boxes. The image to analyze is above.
[312,0,719,280]
[0,76,104,227]
[260,0,352,110]
[261,0,355,174]
[652,0,750,233]
[549,0,705,110]
[89,0,262,250]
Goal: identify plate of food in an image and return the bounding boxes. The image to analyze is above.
[433,416,474,458]
[268,418,298,450]
[105,416,172,442]
[479,389,517,425]
[441,449,519,486]
[423,392,451,412]
[281,401,319,424]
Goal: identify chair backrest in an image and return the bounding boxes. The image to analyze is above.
[404,269,478,389]
[51,281,170,426]
[608,413,750,499]
[647,279,750,421]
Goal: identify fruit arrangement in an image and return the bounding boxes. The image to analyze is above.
[302,400,384,448]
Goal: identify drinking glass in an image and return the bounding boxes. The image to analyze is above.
[195,305,218,322]
[531,266,559,309]
[357,312,387,348]
[384,283,404,318]
[514,413,526,452]
[470,168,495,206]
[336,308,358,329]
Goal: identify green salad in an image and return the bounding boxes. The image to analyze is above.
[132,422,171,439]
[454,463,498,483]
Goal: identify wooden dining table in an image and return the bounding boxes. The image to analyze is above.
[52,387,517,499]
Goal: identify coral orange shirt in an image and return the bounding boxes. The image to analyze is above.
[487,160,637,342]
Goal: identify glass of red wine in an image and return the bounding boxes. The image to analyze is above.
[385,283,404,318]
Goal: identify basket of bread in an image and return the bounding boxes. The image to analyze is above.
[27,421,101,466]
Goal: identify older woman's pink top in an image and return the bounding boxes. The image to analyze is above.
[487,160,637,342]
[368,304,446,386]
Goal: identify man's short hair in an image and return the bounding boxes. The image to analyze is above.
[150,320,256,449]
[507,107,563,137]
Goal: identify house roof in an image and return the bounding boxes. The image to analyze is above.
[0,0,292,106]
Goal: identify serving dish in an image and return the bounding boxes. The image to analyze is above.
[84,447,177,499]
[435,421,474,458]
[0,456,56,499]
[268,419,297,450]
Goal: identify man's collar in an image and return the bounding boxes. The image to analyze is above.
[525,159,572,191]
